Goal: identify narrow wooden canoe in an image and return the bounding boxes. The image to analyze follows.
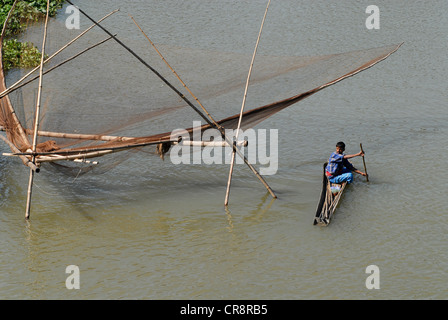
[313,163,347,226]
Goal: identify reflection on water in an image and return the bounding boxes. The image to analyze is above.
[225,192,276,234]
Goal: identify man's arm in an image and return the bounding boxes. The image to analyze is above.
[353,169,367,176]
[343,151,367,176]
[344,151,364,159]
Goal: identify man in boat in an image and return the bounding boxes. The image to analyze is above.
[325,141,367,184]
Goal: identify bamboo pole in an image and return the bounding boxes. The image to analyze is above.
[24,128,134,142]
[5,35,115,96]
[360,143,369,182]
[7,137,178,157]
[0,9,119,99]
[2,125,132,141]
[1,128,246,147]
[0,0,19,40]
[66,0,213,127]
[130,15,222,129]
[25,0,50,220]
[328,182,346,217]
[225,0,272,206]
[35,150,114,163]
[34,139,178,163]
[177,140,247,147]
[125,11,276,202]
[0,134,38,171]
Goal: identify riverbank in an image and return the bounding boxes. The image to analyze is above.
[0,0,65,71]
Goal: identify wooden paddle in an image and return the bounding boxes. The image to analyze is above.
[360,143,369,182]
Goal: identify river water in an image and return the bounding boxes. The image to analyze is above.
[0,0,447,300]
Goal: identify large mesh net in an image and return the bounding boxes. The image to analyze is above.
[0,2,401,176]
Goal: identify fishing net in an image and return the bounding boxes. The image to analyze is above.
[0,2,401,177]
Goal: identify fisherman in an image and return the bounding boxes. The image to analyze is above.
[325,141,367,184]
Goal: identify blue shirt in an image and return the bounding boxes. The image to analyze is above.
[325,152,355,177]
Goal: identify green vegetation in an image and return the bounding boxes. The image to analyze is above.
[1,0,65,71]
[2,38,43,70]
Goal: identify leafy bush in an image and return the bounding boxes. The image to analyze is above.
[2,38,45,71]
[1,1,65,71]
[1,0,65,36]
